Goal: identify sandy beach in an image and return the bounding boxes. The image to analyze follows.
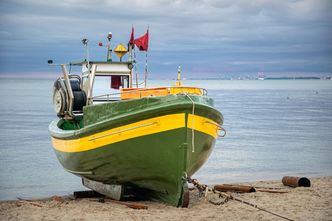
[0,176,331,221]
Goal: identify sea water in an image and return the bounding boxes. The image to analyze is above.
[0,78,331,200]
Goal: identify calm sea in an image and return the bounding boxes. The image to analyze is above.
[0,78,331,200]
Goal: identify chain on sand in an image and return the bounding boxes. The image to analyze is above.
[187,177,231,205]
[187,177,294,221]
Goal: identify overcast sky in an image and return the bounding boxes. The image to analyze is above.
[0,0,331,78]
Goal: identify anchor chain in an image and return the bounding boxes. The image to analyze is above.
[187,177,231,204]
[187,177,294,221]
[187,177,209,197]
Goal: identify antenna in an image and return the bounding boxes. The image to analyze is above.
[82,38,90,71]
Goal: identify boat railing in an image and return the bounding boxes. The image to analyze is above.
[89,87,207,102]
[91,93,121,102]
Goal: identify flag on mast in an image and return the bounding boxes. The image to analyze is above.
[129,26,134,45]
[134,28,149,51]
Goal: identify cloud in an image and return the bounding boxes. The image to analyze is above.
[0,0,331,75]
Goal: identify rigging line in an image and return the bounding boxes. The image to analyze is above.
[185,93,195,153]
[136,81,145,86]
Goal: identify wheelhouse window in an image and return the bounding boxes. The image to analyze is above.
[92,75,130,102]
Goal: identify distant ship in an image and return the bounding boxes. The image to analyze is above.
[258,72,265,80]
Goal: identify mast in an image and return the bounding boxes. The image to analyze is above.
[176,66,182,86]
[144,52,148,88]
[134,47,138,88]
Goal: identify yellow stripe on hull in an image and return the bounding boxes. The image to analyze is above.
[187,114,219,139]
[52,113,219,153]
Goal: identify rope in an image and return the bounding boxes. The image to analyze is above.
[224,192,294,221]
[185,93,195,153]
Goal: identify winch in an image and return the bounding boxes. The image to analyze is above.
[52,74,86,118]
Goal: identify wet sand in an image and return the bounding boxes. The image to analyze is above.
[1,176,331,221]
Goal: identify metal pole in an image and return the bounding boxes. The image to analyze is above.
[61,64,74,117]
[86,43,90,72]
[144,52,148,88]
[107,32,112,62]
[107,42,112,61]
[134,46,138,88]
[82,39,90,72]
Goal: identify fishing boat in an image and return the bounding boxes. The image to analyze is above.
[48,30,225,207]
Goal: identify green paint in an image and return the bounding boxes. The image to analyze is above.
[54,128,215,206]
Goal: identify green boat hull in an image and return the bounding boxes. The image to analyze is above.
[49,94,223,206]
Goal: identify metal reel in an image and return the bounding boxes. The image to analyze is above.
[53,88,67,117]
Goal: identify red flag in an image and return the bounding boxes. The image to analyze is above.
[129,26,134,45]
[134,29,149,51]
